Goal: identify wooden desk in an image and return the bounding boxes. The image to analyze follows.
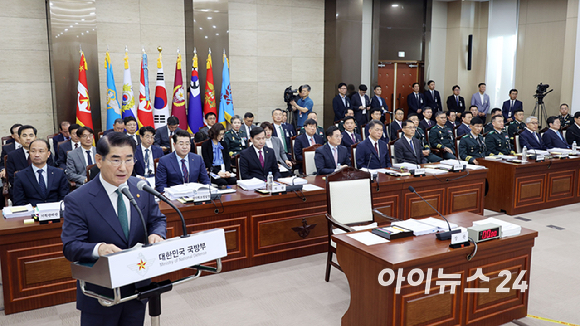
[0,169,486,314]
[333,212,538,326]
[480,157,580,215]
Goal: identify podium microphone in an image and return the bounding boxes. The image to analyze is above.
[137,180,188,238]
[407,186,459,240]
[118,184,150,245]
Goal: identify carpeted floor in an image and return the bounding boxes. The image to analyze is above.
[1,203,579,326]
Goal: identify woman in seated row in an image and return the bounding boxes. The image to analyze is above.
[201,124,237,186]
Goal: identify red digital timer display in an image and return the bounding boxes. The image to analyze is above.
[478,227,500,241]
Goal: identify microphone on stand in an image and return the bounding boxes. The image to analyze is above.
[118,184,150,245]
[407,186,459,240]
[137,180,188,238]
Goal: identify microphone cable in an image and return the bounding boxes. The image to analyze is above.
[467,237,478,261]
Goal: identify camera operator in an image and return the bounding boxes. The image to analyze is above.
[290,85,313,128]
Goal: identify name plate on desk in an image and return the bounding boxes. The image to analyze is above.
[536,155,545,161]
[193,193,211,202]
[272,183,286,192]
[70,229,227,289]
[452,164,464,172]
[411,169,425,176]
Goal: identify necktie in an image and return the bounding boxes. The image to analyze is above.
[86,150,93,165]
[181,158,189,183]
[535,133,540,143]
[374,142,379,155]
[115,189,129,240]
[258,150,264,167]
[456,96,459,106]
[511,100,514,109]
[279,126,287,152]
[37,169,46,196]
[309,137,314,146]
[170,130,174,137]
[416,94,419,103]
[556,130,564,142]
[145,148,150,175]
[332,147,338,166]
[74,143,78,149]
[342,96,346,107]
[351,132,356,143]
[26,151,31,165]
[409,139,415,153]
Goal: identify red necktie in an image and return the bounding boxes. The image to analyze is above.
[351,133,356,143]
[374,142,378,154]
[258,150,264,167]
[309,137,314,146]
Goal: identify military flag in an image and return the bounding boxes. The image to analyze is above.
[204,49,217,117]
[104,51,122,130]
[121,49,137,119]
[138,50,155,128]
[187,49,204,133]
[218,51,234,127]
[76,50,93,129]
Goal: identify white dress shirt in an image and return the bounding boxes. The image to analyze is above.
[82,146,95,166]
[31,163,48,188]
[369,138,380,156]
[141,145,154,175]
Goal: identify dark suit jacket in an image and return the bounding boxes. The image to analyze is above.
[134,145,164,176]
[239,146,280,180]
[201,140,232,172]
[271,123,293,154]
[314,144,351,175]
[542,129,569,149]
[57,140,79,170]
[370,95,389,120]
[341,130,361,147]
[501,99,523,122]
[332,95,351,122]
[356,138,391,169]
[389,120,404,142]
[0,142,17,171]
[155,152,210,193]
[519,129,546,150]
[457,123,471,137]
[126,133,141,146]
[13,165,68,206]
[61,176,166,315]
[364,123,389,143]
[351,92,371,126]
[447,95,466,113]
[101,129,127,137]
[565,123,580,145]
[6,147,54,186]
[53,133,69,161]
[445,121,459,130]
[394,137,427,165]
[407,92,425,116]
[153,126,182,148]
[424,90,442,112]
[419,119,435,132]
[294,133,324,162]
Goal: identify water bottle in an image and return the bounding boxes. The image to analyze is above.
[573,141,577,151]
[267,171,273,193]
[521,146,527,163]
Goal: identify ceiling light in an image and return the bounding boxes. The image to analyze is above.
[205,36,208,39]
[207,17,212,20]
[392,4,399,7]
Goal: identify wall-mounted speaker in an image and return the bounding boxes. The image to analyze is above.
[468,34,473,71]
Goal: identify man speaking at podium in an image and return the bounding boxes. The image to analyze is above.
[61,132,166,326]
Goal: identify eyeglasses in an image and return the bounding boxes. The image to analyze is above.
[106,158,135,167]
[80,134,93,139]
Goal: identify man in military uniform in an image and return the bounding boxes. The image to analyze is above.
[459,117,486,164]
[429,111,457,159]
[338,108,360,134]
[507,108,525,139]
[409,114,442,162]
[224,115,249,161]
[558,103,573,129]
[485,115,516,155]
[484,108,503,133]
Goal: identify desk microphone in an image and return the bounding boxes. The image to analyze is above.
[118,184,150,245]
[137,180,188,238]
[407,186,459,240]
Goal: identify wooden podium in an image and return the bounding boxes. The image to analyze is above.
[333,212,538,326]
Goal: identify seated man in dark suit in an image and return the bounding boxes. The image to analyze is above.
[13,139,68,206]
[519,116,546,150]
[52,121,71,162]
[56,123,81,170]
[419,107,435,131]
[194,112,216,142]
[394,120,427,165]
[239,127,281,180]
[7,125,55,187]
[123,116,140,146]
[356,120,391,169]
[364,108,389,143]
[155,130,210,193]
[457,111,472,137]
[338,108,360,134]
[315,126,351,175]
[332,82,351,122]
[445,110,459,129]
[0,123,23,179]
[135,126,164,177]
[565,112,580,146]
[102,118,125,137]
[542,116,569,149]
[502,89,523,123]
[154,116,181,153]
[341,116,362,147]
[294,118,324,162]
[388,108,405,141]
[61,132,166,326]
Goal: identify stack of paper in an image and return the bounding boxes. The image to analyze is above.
[424,168,448,175]
[473,217,521,237]
[346,231,389,245]
[465,164,487,170]
[439,160,468,167]
[528,149,550,156]
[418,217,458,231]
[392,163,420,170]
[237,178,266,190]
[3,204,34,219]
[278,177,307,185]
[164,184,193,200]
[391,219,438,236]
